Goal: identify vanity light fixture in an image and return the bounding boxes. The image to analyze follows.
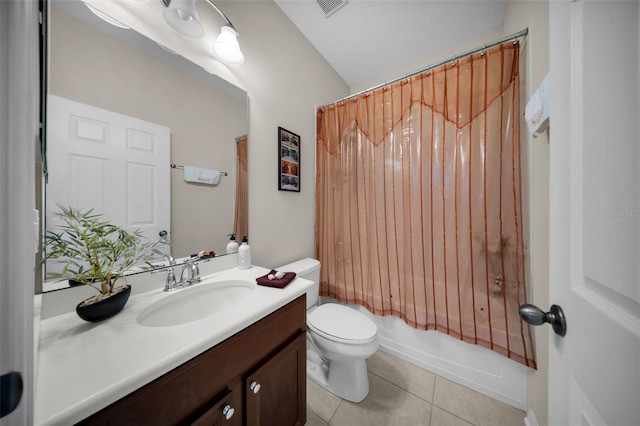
[161,0,244,66]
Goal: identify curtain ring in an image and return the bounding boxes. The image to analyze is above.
[480,45,486,56]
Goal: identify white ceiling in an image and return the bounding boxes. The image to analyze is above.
[274,0,507,89]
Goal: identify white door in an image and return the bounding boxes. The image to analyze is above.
[0,1,38,423]
[548,1,639,425]
[46,95,171,265]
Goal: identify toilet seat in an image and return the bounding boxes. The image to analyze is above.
[308,304,377,344]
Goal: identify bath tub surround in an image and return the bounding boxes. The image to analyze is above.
[34,262,314,424]
[351,301,528,410]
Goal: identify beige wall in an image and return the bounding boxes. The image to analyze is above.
[49,8,248,258]
[220,1,349,267]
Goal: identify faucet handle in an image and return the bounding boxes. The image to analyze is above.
[180,261,193,284]
[165,267,177,291]
[191,261,200,283]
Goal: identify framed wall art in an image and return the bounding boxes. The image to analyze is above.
[278,127,300,192]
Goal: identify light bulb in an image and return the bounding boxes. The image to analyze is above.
[213,26,244,66]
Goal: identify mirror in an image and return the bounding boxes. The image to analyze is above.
[42,0,248,292]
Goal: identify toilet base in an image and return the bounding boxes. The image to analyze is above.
[307,346,370,403]
[307,352,329,388]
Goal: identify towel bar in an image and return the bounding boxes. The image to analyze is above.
[170,163,228,176]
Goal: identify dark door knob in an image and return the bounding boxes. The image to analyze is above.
[1,371,23,418]
[519,304,567,337]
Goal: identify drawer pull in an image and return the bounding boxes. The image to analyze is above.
[250,381,261,394]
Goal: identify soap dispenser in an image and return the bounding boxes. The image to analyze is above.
[238,236,251,269]
[226,234,239,254]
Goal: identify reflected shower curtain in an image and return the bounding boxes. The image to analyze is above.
[233,135,248,239]
[316,42,535,367]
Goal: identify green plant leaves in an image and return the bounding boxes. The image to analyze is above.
[43,205,165,295]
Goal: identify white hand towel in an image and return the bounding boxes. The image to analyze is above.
[183,166,221,185]
[525,73,550,135]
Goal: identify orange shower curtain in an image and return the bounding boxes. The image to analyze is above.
[233,135,248,239]
[316,42,535,367]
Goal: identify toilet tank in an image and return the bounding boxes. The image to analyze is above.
[276,258,320,309]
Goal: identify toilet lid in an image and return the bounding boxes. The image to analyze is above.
[307,304,377,342]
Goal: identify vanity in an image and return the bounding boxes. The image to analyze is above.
[34,262,312,425]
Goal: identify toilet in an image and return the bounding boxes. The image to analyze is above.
[277,258,379,403]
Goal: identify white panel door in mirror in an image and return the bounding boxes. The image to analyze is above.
[46,95,171,258]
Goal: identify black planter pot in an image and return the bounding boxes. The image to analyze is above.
[68,278,85,287]
[76,285,131,322]
[69,277,100,287]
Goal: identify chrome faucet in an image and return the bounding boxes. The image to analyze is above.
[163,258,201,292]
[156,249,202,291]
[149,249,178,291]
[152,249,183,292]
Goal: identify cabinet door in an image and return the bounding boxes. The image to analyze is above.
[245,333,306,426]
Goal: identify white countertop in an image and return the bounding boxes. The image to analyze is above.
[34,266,312,425]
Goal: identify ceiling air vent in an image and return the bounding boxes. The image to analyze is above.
[316,0,349,18]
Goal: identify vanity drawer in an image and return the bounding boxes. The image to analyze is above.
[191,389,238,426]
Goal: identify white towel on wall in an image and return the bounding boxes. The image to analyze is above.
[525,73,550,135]
[183,166,221,185]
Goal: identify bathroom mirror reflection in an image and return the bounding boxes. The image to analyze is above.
[41,0,248,292]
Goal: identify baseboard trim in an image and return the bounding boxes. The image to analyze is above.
[524,408,539,426]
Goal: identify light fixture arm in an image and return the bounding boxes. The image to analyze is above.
[162,0,238,34]
[204,0,238,35]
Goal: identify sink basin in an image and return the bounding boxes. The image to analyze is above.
[137,279,255,327]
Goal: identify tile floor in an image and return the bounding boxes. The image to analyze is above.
[306,350,525,426]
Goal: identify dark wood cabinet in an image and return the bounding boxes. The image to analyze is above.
[245,333,306,426]
[78,295,306,426]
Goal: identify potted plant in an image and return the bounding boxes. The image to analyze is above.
[43,205,162,322]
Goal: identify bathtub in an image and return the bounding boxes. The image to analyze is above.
[322,296,528,410]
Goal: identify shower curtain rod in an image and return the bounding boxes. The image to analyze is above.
[318,28,529,109]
